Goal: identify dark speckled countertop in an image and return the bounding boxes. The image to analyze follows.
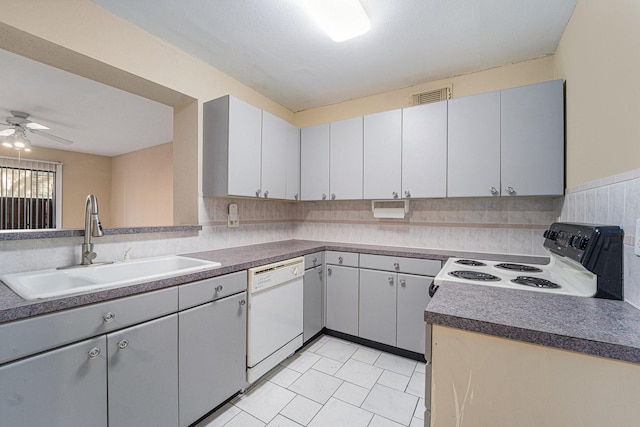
[425,281,640,365]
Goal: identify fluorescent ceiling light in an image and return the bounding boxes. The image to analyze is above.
[304,0,371,42]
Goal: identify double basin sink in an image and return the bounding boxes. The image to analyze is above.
[1,256,222,300]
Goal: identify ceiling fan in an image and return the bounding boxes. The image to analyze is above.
[0,111,74,151]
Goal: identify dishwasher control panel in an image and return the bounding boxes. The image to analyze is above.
[248,257,304,293]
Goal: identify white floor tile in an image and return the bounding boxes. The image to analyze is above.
[266,414,303,427]
[374,353,417,377]
[377,370,410,391]
[196,403,241,427]
[414,362,427,374]
[368,414,405,427]
[332,381,371,407]
[288,369,344,404]
[406,372,426,399]
[234,381,296,423]
[307,398,373,427]
[410,416,425,427]
[224,410,266,427]
[361,384,419,426]
[414,398,425,420]
[350,346,382,365]
[281,351,322,374]
[268,366,303,388]
[318,335,330,344]
[334,359,383,389]
[306,340,325,353]
[312,356,344,375]
[315,339,358,363]
[280,395,322,426]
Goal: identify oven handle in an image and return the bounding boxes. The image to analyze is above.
[428,282,439,298]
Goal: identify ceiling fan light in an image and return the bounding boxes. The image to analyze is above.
[304,0,371,42]
[2,141,13,148]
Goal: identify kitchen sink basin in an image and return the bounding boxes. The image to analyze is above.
[0,256,222,300]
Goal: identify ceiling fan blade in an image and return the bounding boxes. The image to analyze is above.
[0,128,15,137]
[29,128,74,145]
[26,122,49,130]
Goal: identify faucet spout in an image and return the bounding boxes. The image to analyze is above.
[82,194,104,265]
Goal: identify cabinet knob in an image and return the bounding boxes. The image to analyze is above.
[392,192,399,199]
[331,193,336,200]
[294,193,299,200]
[118,339,129,350]
[404,190,411,198]
[239,299,246,306]
[215,285,223,292]
[263,190,269,198]
[506,186,515,195]
[327,268,332,276]
[88,347,101,360]
[256,189,261,197]
[400,278,406,287]
[338,256,343,264]
[312,257,318,265]
[388,276,394,285]
[394,262,400,271]
[103,312,115,323]
[322,193,327,200]
[490,187,499,195]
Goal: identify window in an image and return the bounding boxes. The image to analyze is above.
[0,156,62,230]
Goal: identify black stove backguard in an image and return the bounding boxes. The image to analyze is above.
[543,222,624,300]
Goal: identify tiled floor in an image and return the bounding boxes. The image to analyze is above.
[196,335,426,427]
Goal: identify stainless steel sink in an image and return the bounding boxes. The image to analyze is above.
[1,256,222,300]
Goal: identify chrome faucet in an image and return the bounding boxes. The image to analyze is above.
[81,194,104,265]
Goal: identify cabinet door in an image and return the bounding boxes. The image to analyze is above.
[330,117,363,200]
[228,96,263,197]
[447,91,501,198]
[261,111,288,199]
[0,336,107,427]
[397,273,432,354]
[285,122,301,200]
[304,266,324,342]
[364,109,402,199]
[402,101,447,198]
[301,123,330,200]
[107,314,178,427]
[325,265,359,336]
[501,80,564,196]
[359,269,397,347]
[179,292,247,427]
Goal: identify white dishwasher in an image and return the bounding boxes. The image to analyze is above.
[247,257,304,384]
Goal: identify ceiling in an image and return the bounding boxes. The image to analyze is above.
[92,0,577,112]
[0,48,173,157]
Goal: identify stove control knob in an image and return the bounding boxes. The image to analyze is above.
[543,230,558,240]
[570,236,589,250]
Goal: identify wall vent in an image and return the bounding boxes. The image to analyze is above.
[412,86,452,105]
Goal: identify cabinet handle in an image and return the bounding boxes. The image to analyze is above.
[294,193,299,201]
[393,262,400,271]
[506,186,515,195]
[388,276,394,285]
[312,257,318,266]
[215,285,223,292]
[331,193,336,200]
[400,278,406,287]
[490,187,499,195]
[118,339,129,350]
[404,190,411,198]
[338,256,343,264]
[239,299,246,306]
[88,347,101,360]
[103,312,115,323]
[392,191,398,199]
[256,189,261,197]
[263,190,269,198]
[327,268,332,276]
[322,193,327,200]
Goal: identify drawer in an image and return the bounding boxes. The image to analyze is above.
[0,287,178,366]
[304,252,324,270]
[359,254,441,276]
[325,251,359,267]
[179,271,247,311]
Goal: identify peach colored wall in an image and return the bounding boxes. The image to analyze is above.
[553,0,640,188]
[111,142,173,227]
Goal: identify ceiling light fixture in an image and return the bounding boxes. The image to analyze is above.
[304,0,371,42]
[2,127,32,152]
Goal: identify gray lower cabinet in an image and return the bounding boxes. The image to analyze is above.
[0,336,108,427]
[304,265,324,342]
[178,291,247,427]
[359,268,397,346]
[325,265,359,336]
[396,273,433,354]
[107,313,178,427]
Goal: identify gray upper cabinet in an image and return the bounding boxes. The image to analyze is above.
[447,90,501,198]
[500,79,564,196]
[262,111,288,199]
[301,123,330,201]
[402,101,448,199]
[203,95,263,198]
[285,122,301,200]
[364,109,402,200]
[330,117,364,200]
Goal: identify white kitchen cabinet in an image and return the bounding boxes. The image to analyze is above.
[364,109,402,200]
[500,79,564,196]
[261,111,288,199]
[107,313,178,427]
[397,273,432,354]
[359,268,397,346]
[447,90,501,198]
[330,117,363,200]
[285,122,301,200]
[304,265,324,342]
[0,336,108,427]
[203,95,263,198]
[325,264,359,336]
[402,101,448,199]
[179,291,247,427]
[300,123,330,201]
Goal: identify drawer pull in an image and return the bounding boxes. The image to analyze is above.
[88,347,101,359]
[215,285,223,292]
[103,312,115,323]
[338,256,343,264]
[394,262,400,271]
[239,299,246,306]
[118,339,129,350]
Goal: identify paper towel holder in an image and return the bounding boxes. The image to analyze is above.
[371,200,409,219]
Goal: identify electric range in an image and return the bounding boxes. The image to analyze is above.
[432,222,624,300]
